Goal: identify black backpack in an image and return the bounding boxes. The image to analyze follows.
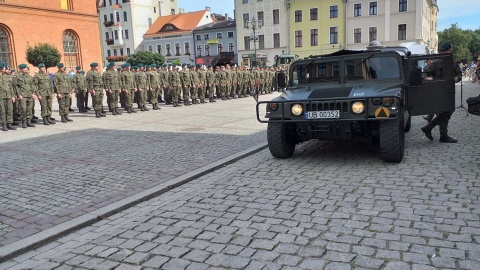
[466,95,480,116]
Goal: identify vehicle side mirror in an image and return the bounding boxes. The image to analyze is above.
[409,67,422,87]
[276,71,286,88]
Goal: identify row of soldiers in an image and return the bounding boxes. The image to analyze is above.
[0,61,287,131]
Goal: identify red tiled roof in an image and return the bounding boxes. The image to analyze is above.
[145,10,209,36]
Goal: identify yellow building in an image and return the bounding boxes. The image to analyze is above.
[289,0,346,59]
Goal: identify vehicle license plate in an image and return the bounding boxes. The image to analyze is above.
[305,110,340,119]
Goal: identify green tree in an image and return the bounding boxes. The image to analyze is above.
[126,51,165,66]
[172,59,181,66]
[438,23,472,62]
[25,43,61,68]
[467,29,480,61]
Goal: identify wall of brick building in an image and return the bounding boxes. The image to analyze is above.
[0,0,102,73]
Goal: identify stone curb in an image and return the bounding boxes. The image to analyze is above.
[0,142,268,263]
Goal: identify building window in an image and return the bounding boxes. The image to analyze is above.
[228,43,234,52]
[330,27,338,44]
[227,31,234,38]
[109,0,112,5]
[354,28,361,43]
[243,13,249,28]
[173,42,179,56]
[196,35,201,41]
[107,50,111,57]
[185,42,190,55]
[310,29,318,46]
[171,9,175,15]
[399,0,407,12]
[354,3,361,17]
[196,45,202,56]
[127,48,130,56]
[125,29,129,39]
[257,11,264,26]
[218,43,223,53]
[273,33,280,48]
[123,11,128,21]
[310,8,318,20]
[116,12,120,22]
[154,7,156,13]
[217,32,223,39]
[120,48,124,56]
[244,36,250,50]
[295,30,302,47]
[242,0,248,3]
[204,34,209,40]
[114,30,118,40]
[294,10,302,22]
[110,13,114,22]
[205,44,210,56]
[157,44,162,54]
[0,25,14,68]
[121,30,124,39]
[369,27,377,42]
[114,49,118,56]
[330,5,338,18]
[166,44,171,56]
[105,32,109,39]
[369,2,377,15]
[258,35,265,49]
[60,0,73,10]
[398,24,406,40]
[62,30,80,71]
[103,15,108,22]
[273,9,279,25]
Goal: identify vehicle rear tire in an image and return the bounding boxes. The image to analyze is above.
[379,114,405,163]
[267,121,296,158]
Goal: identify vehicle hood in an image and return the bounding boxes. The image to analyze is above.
[276,80,403,101]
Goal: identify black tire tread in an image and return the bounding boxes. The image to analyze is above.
[379,116,404,163]
[267,122,295,158]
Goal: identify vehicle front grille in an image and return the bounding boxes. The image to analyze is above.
[306,101,349,113]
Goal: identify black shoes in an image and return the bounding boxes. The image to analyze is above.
[439,136,457,143]
[421,127,433,140]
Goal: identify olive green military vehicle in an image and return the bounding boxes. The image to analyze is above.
[256,47,456,162]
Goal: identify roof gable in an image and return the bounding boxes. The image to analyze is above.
[145,10,212,36]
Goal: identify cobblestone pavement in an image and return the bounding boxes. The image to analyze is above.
[1,82,479,269]
[0,94,271,249]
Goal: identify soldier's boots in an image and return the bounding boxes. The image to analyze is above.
[26,119,36,127]
[43,117,50,125]
[152,104,160,110]
[47,116,56,124]
[423,114,434,122]
[64,115,74,122]
[99,110,106,117]
[115,108,122,115]
[7,123,17,130]
[143,105,149,111]
[439,136,457,143]
[200,99,205,104]
[1,124,8,131]
[61,115,68,123]
[112,109,118,115]
[21,120,27,128]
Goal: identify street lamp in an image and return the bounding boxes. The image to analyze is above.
[246,16,262,67]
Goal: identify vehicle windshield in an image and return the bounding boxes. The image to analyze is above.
[290,55,401,85]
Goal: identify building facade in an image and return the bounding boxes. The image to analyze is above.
[288,0,346,58]
[345,0,438,52]
[235,0,289,67]
[97,0,179,66]
[142,10,214,65]
[193,20,237,66]
[0,0,102,72]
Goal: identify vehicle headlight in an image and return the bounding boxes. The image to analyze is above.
[268,103,278,111]
[291,104,303,116]
[382,98,394,107]
[351,101,365,114]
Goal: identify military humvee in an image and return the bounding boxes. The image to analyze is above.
[256,47,456,162]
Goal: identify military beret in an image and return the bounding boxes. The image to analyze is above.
[38,63,45,68]
[125,63,131,67]
[18,63,27,69]
[117,68,121,71]
[0,63,4,69]
[10,69,15,72]
[80,71,85,74]
[439,42,452,52]
[90,62,98,67]
[107,62,114,68]
[75,66,81,70]
[57,63,64,68]
[162,64,167,67]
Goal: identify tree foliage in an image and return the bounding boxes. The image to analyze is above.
[438,23,480,62]
[171,59,181,66]
[126,51,165,66]
[25,43,61,68]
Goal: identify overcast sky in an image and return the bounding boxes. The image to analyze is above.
[177,0,478,31]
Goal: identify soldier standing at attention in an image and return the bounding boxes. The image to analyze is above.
[72,66,87,113]
[120,63,136,113]
[13,64,37,128]
[169,65,182,107]
[147,64,160,110]
[103,62,122,115]
[0,62,17,131]
[190,65,200,104]
[135,64,149,111]
[160,64,170,105]
[180,63,192,106]
[33,63,56,125]
[198,66,207,104]
[53,63,74,123]
[86,62,106,119]
[206,65,216,103]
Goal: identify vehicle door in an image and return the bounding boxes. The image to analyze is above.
[407,54,455,115]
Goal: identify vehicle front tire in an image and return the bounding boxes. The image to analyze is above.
[404,111,412,132]
[267,121,296,158]
[379,114,405,163]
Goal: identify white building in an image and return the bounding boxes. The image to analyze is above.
[97,0,179,66]
[234,0,290,67]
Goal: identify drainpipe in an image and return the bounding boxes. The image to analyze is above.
[343,0,347,50]
[285,0,290,54]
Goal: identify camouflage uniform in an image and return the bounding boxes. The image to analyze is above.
[72,70,87,112]
[0,65,17,130]
[169,67,182,107]
[53,64,74,122]
[103,65,122,115]
[135,66,149,111]
[86,63,105,118]
[13,68,35,126]
[120,65,137,113]
[180,66,192,105]
[33,66,56,124]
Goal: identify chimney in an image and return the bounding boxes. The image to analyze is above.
[205,6,211,12]
[225,13,228,21]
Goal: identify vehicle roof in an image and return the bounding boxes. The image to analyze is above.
[305,47,411,60]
